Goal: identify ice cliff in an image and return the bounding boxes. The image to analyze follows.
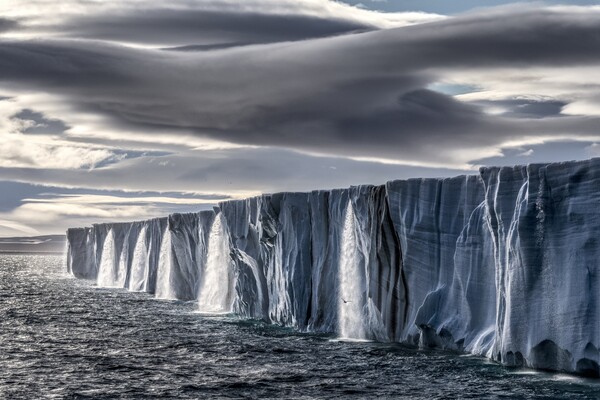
[66,158,600,377]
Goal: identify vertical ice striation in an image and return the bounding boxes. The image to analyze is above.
[65,158,600,376]
[146,217,168,294]
[66,227,95,279]
[482,159,600,376]
[386,176,496,352]
[215,193,314,326]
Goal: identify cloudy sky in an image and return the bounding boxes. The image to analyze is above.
[0,0,599,236]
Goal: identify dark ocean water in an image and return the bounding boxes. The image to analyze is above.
[1,254,600,399]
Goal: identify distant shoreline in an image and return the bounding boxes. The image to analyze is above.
[0,235,66,255]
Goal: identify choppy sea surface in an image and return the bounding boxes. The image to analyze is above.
[1,254,600,399]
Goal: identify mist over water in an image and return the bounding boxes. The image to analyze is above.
[2,254,600,399]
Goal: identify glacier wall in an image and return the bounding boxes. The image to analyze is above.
[65,158,600,377]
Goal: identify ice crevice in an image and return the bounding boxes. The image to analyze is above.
[65,158,600,377]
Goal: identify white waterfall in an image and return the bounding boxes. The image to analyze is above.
[116,240,128,288]
[128,226,148,292]
[155,229,175,299]
[97,229,116,287]
[338,202,367,340]
[198,215,233,313]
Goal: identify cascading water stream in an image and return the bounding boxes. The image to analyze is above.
[116,241,128,288]
[97,229,116,287]
[155,229,174,299]
[198,214,233,313]
[129,226,148,292]
[338,202,367,340]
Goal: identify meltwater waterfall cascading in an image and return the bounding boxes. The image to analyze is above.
[337,198,387,341]
[155,229,174,299]
[97,229,118,288]
[198,214,234,313]
[128,226,148,292]
[338,202,367,340]
[65,158,600,376]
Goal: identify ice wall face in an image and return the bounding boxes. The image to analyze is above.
[387,176,496,353]
[65,159,600,376]
[482,159,600,376]
[155,212,215,300]
[219,193,314,328]
[66,227,95,279]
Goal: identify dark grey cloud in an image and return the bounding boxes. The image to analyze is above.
[0,181,49,212]
[11,109,70,135]
[1,7,600,166]
[357,9,600,69]
[50,9,373,47]
[163,42,255,52]
[0,41,137,90]
[0,17,18,33]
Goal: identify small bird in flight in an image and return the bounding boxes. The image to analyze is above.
[341,298,351,304]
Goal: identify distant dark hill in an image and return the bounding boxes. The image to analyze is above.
[0,235,66,254]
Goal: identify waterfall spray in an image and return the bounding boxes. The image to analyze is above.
[129,226,148,292]
[116,241,128,288]
[198,214,233,313]
[155,229,174,299]
[97,229,116,287]
[338,202,367,340]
